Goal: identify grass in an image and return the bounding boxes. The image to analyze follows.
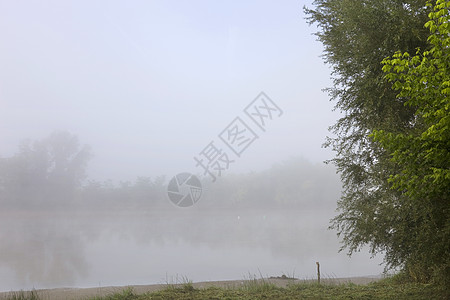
[88,275,449,300]
[239,273,279,293]
[89,287,136,300]
[2,290,40,300]
[162,274,194,292]
[99,283,443,300]
[3,276,447,300]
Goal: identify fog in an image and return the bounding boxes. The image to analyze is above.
[0,0,383,291]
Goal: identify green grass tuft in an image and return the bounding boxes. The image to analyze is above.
[89,287,137,300]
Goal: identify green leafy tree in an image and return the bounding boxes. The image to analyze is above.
[304,0,448,282]
[372,0,450,283]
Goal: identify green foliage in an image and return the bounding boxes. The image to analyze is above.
[373,0,450,284]
[376,0,450,198]
[305,0,449,286]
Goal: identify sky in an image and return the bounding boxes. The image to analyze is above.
[0,0,338,182]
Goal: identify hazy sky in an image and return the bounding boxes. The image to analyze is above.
[0,0,337,182]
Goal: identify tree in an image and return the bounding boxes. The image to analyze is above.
[373,0,450,283]
[0,131,91,208]
[304,0,447,282]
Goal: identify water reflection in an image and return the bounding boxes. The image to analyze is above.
[0,208,384,291]
[0,212,88,288]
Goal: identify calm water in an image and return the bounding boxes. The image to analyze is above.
[0,209,384,291]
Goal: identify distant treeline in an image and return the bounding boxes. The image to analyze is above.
[0,132,341,211]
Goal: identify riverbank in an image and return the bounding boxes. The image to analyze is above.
[0,276,389,300]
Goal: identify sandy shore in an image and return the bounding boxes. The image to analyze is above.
[0,277,382,300]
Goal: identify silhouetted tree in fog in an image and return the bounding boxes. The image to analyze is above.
[0,131,91,209]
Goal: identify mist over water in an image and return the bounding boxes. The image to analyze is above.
[0,157,384,291]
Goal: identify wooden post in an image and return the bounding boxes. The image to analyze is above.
[316,261,320,284]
